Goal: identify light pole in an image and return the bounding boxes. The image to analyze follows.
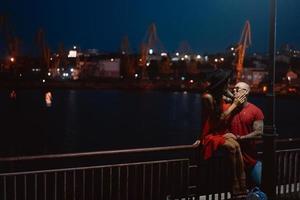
[268,0,277,129]
[262,0,277,199]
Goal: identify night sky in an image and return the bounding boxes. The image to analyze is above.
[1,0,300,54]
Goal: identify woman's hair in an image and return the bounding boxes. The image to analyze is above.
[206,69,231,119]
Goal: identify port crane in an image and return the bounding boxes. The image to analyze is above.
[0,14,19,70]
[235,20,251,82]
[121,35,131,55]
[139,23,165,78]
[36,29,51,70]
[120,36,135,78]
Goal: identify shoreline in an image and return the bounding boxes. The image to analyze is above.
[1,80,299,97]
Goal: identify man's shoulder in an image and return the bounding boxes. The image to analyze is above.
[247,102,264,118]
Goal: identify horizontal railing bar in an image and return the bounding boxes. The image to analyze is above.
[276,138,300,143]
[0,158,189,176]
[1,138,299,162]
[276,149,300,153]
[0,144,198,162]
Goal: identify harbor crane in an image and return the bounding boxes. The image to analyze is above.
[139,23,165,78]
[36,29,51,70]
[235,20,251,82]
[0,14,19,70]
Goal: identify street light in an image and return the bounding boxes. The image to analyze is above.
[262,0,277,199]
[268,0,277,130]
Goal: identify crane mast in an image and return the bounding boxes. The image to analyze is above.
[235,20,251,82]
[139,23,164,79]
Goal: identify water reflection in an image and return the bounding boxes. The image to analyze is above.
[0,90,299,156]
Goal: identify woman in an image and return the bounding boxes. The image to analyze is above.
[197,69,247,196]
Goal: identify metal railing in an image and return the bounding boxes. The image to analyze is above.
[0,159,190,200]
[276,148,300,200]
[0,144,235,200]
[0,139,300,200]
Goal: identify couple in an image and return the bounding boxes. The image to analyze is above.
[195,69,264,196]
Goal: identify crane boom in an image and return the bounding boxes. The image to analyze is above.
[235,20,251,82]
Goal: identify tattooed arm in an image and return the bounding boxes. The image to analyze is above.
[238,120,264,140]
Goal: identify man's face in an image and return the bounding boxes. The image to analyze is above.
[233,83,249,98]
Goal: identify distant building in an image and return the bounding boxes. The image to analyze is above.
[80,56,120,79]
[242,68,268,86]
[97,58,120,78]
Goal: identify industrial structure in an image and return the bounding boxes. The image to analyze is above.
[234,20,252,82]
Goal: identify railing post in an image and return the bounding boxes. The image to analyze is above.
[261,126,277,200]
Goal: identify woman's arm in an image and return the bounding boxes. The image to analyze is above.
[220,91,247,120]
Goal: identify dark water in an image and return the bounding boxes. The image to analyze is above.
[0,90,299,157]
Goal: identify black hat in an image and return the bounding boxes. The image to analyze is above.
[205,68,232,91]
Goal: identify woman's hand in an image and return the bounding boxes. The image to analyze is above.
[233,90,247,106]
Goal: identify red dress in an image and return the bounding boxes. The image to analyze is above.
[201,98,230,160]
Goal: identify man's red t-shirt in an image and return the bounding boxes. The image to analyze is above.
[229,103,264,168]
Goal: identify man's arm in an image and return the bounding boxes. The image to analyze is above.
[238,120,264,140]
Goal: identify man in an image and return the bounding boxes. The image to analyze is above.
[226,82,264,186]
[194,69,248,196]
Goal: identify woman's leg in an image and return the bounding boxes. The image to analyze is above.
[223,138,246,194]
[223,138,240,193]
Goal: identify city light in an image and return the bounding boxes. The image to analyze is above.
[32,68,41,72]
[263,85,268,93]
[68,50,77,58]
[149,49,153,55]
[10,57,15,62]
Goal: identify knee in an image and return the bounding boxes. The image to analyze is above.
[223,142,238,154]
[223,139,241,154]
